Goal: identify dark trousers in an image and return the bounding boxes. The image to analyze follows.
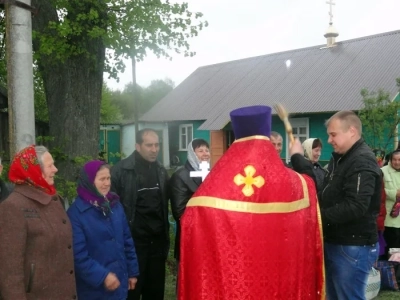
[384,226,400,253]
[127,237,166,300]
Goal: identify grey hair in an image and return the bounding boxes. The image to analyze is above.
[270,131,282,139]
[34,145,49,170]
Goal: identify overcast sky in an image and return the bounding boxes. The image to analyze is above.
[104,0,400,91]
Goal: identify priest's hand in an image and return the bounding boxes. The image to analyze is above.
[289,138,304,156]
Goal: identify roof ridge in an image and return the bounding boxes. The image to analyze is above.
[196,29,400,70]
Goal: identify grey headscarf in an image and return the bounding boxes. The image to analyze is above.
[187,139,210,171]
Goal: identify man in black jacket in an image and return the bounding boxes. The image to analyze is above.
[290,110,381,300]
[111,129,170,300]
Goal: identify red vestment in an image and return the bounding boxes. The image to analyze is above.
[179,136,325,300]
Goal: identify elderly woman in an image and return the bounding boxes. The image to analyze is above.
[170,138,210,261]
[67,160,139,299]
[302,138,327,192]
[0,145,77,300]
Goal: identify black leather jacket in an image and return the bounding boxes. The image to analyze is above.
[110,152,170,254]
[292,139,381,245]
[312,162,328,193]
[170,161,201,259]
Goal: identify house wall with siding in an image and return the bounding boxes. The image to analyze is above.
[168,120,210,166]
[165,106,400,168]
[272,113,334,165]
[307,113,335,164]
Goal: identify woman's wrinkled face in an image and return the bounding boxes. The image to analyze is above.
[194,145,210,162]
[41,152,58,185]
[94,167,111,196]
[311,146,321,163]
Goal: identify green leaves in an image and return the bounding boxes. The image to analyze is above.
[34,1,207,79]
[103,78,174,122]
[101,84,123,123]
[358,79,400,152]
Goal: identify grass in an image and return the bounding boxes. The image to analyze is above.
[163,231,399,300]
[165,263,177,300]
[377,291,399,299]
[164,263,399,299]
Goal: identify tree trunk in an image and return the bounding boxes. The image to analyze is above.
[32,0,106,181]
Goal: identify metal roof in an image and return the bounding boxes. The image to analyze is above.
[140,30,400,130]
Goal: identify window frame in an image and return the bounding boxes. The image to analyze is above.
[179,124,194,151]
[285,118,309,163]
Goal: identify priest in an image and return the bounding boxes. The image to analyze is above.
[178,105,325,300]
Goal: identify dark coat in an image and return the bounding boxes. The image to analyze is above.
[67,197,139,300]
[311,162,328,193]
[0,185,77,300]
[291,139,382,245]
[170,161,202,259]
[111,151,170,257]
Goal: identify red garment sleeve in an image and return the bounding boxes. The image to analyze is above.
[377,180,386,231]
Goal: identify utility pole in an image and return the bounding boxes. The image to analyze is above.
[5,0,36,157]
[131,52,140,137]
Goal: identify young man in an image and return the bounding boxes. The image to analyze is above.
[111,129,170,300]
[291,110,381,299]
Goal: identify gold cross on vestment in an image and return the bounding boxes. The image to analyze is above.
[234,165,265,197]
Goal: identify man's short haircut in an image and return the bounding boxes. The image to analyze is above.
[34,145,49,170]
[136,128,158,144]
[312,138,323,149]
[191,139,209,150]
[325,110,362,134]
[270,131,282,139]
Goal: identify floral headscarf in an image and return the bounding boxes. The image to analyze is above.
[9,145,57,195]
[77,160,119,216]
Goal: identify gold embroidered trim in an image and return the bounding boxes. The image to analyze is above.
[187,173,309,213]
[233,135,270,143]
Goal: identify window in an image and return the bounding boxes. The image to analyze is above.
[179,124,193,150]
[285,118,309,163]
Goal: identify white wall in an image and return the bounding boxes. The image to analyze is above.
[121,124,135,158]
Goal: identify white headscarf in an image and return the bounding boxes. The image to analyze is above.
[302,138,317,161]
[187,139,210,171]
